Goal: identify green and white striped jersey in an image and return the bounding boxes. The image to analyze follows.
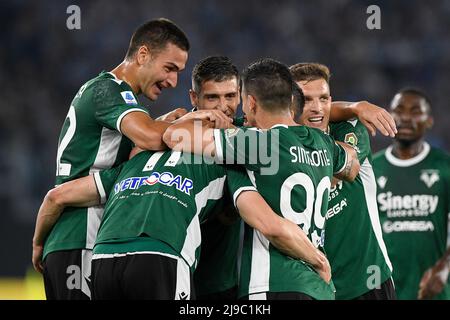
[93,150,256,269]
[374,143,450,300]
[326,119,392,299]
[214,124,348,299]
[44,71,148,258]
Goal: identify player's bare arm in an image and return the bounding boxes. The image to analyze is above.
[330,101,397,137]
[156,107,188,122]
[32,176,100,273]
[334,141,360,181]
[418,248,450,299]
[163,110,233,155]
[120,112,173,151]
[235,190,331,284]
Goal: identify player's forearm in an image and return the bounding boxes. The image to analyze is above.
[334,141,360,181]
[163,119,215,155]
[236,191,326,268]
[32,191,65,246]
[32,176,101,246]
[121,112,170,151]
[267,218,326,269]
[330,101,356,122]
[131,120,171,151]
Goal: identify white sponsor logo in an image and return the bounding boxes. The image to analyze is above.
[420,170,440,188]
[377,192,439,217]
[120,91,138,105]
[326,198,348,219]
[383,220,434,233]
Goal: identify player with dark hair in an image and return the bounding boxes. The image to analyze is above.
[31,18,231,300]
[163,58,360,300]
[291,62,396,300]
[188,56,242,300]
[373,88,450,300]
[32,148,331,299]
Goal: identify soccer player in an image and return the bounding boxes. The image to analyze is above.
[373,88,450,300]
[32,147,331,299]
[32,18,231,300]
[188,56,242,300]
[163,58,360,300]
[290,62,395,300]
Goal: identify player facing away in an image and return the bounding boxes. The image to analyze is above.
[188,56,242,300]
[373,88,450,300]
[33,147,331,299]
[163,58,361,300]
[31,19,232,300]
[291,62,396,300]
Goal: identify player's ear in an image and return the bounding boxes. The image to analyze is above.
[425,115,434,129]
[248,95,257,113]
[136,45,150,66]
[189,89,198,108]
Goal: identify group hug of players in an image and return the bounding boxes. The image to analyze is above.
[32,18,450,300]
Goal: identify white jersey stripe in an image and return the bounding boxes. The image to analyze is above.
[360,158,393,271]
[116,108,148,134]
[248,229,270,294]
[175,257,191,300]
[181,176,226,267]
[86,127,123,249]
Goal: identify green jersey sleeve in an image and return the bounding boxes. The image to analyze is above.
[225,166,257,208]
[213,127,276,172]
[92,79,148,133]
[93,164,124,204]
[330,119,371,163]
[331,138,349,175]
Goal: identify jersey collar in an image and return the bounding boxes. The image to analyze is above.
[385,142,430,167]
[270,124,288,129]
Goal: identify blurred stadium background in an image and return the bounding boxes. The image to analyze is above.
[1,0,449,299]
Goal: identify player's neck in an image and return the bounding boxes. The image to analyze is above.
[391,139,425,160]
[256,112,297,129]
[110,61,140,94]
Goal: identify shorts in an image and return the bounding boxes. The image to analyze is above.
[242,291,314,300]
[354,277,397,300]
[43,249,92,300]
[91,251,193,300]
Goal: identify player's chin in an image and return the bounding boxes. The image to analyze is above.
[306,120,326,131]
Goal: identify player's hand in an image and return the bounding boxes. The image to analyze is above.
[418,260,449,299]
[352,101,397,137]
[178,110,233,129]
[315,250,332,284]
[156,108,188,122]
[32,243,44,274]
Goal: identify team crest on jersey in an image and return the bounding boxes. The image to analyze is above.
[344,133,360,153]
[344,133,358,147]
[224,127,240,139]
[377,176,387,189]
[120,91,138,105]
[420,170,440,188]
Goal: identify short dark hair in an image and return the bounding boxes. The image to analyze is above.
[394,87,432,113]
[289,62,331,84]
[192,56,239,93]
[241,58,293,112]
[291,81,305,122]
[125,18,190,60]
